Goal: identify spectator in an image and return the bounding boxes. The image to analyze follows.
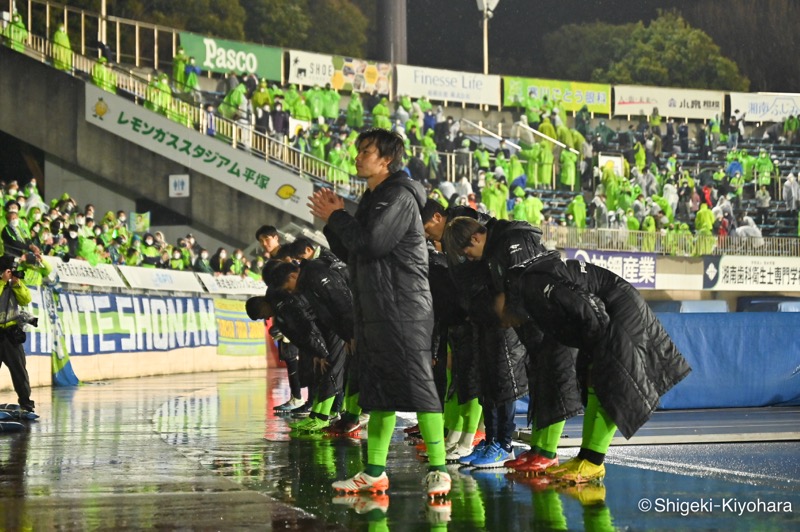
[755,185,771,226]
[3,12,28,52]
[91,56,117,94]
[51,23,73,72]
[0,254,36,413]
[209,247,231,275]
[193,249,213,274]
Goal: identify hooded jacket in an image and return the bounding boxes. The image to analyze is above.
[516,252,691,438]
[324,171,440,412]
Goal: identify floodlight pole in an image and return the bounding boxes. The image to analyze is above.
[482,5,489,75]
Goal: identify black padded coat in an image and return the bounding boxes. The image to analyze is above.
[324,172,441,413]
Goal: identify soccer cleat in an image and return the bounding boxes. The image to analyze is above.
[290,402,312,418]
[403,423,420,434]
[298,417,330,432]
[423,470,451,497]
[332,493,390,514]
[470,442,514,469]
[274,397,304,411]
[560,483,607,506]
[458,440,488,466]
[357,412,370,429]
[515,454,559,474]
[426,499,452,524]
[504,449,536,468]
[288,417,316,430]
[445,445,474,462]
[332,471,389,493]
[546,458,605,484]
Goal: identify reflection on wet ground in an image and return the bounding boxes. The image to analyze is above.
[0,369,797,530]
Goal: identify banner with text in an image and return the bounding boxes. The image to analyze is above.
[703,256,800,291]
[395,64,501,107]
[214,298,266,356]
[197,273,265,296]
[25,291,217,356]
[565,249,657,289]
[85,84,313,222]
[179,32,282,81]
[43,256,127,288]
[117,265,205,293]
[287,50,392,95]
[613,85,724,120]
[503,77,611,114]
[729,92,800,123]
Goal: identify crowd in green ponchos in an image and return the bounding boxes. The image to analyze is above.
[0,182,264,282]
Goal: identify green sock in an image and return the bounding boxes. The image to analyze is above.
[533,489,568,530]
[462,397,483,433]
[366,410,396,471]
[315,396,335,418]
[444,391,461,433]
[344,389,362,417]
[309,398,322,414]
[532,420,565,459]
[582,388,617,455]
[417,411,446,469]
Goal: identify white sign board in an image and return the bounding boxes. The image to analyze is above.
[729,92,800,123]
[117,266,205,293]
[614,85,724,120]
[703,256,800,291]
[395,64,501,107]
[44,256,127,288]
[197,273,265,296]
[84,84,313,223]
[169,174,190,198]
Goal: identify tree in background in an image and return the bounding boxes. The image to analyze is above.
[541,11,748,91]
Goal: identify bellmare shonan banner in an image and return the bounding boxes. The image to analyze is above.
[614,85,724,120]
[565,249,657,289]
[729,92,800,123]
[503,77,611,114]
[179,32,282,81]
[85,84,313,223]
[395,64,501,107]
[24,289,217,356]
[287,50,392,95]
[703,256,800,291]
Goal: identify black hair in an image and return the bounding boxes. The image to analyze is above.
[421,198,446,224]
[245,296,272,320]
[255,225,278,240]
[261,259,282,284]
[441,216,486,266]
[264,261,300,290]
[292,237,315,253]
[356,128,405,173]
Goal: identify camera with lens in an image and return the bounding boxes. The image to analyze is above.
[17,310,38,328]
[10,269,24,279]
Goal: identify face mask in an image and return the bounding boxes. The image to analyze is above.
[201,253,208,260]
[145,239,153,245]
[9,219,19,228]
[76,218,85,226]
[33,213,41,221]
[8,188,17,196]
[220,253,227,260]
[8,208,18,214]
[18,201,25,208]
[173,253,181,259]
[235,253,243,260]
[118,217,126,223]
[41,233,51,241]
[69,231,78,239]
[94,229,102,236]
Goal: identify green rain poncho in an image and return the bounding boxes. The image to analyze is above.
[91,57,116,94]
[322,87,341,121]
[694,204,714,233]
[3,13,27,53]
[575,105,591,136]
[633,141,646,172]
[754,151,775,186]
[600,164,619,211]
[641,215,657,252]
[346,93,364,130]
[538,117,556,146]
[522,143,542,188]
[293,98,313,122]
[172,47,189,90]
[327,145,349,185]
[559,149,578,190]
[52,24,72,72]
[144,77,162,113]
[218,84,247,120]
[538,145,554,188]
[371,99,392,130]
[252,82,271,110]
[565,195,586,228]
[284,85,301,115]
[482,178,509,220]
[305,86,324,120]
[524,195,543,226]
[652,194,673,224]
[508,155,525,181]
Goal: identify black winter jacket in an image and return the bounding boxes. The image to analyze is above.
[324,172,440,413]
[516,252,691,438]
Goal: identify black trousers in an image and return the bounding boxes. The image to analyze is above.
[482,399,516,448]
[0,335,33,410]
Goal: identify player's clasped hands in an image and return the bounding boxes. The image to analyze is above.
[308,188,345,222]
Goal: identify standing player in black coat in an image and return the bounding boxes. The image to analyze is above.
[308,129,450,499]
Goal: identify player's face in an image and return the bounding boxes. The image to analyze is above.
[355,141,391,181]
[462,232,486,261]
[259,234,279,254]
[423,213,446,242]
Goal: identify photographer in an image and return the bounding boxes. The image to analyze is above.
[0,255,35,413]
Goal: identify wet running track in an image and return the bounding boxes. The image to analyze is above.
[0,369,797,530]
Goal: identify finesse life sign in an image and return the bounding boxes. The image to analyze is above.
[395,64,501,106]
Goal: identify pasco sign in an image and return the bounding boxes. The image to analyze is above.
[179,32,282,81]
